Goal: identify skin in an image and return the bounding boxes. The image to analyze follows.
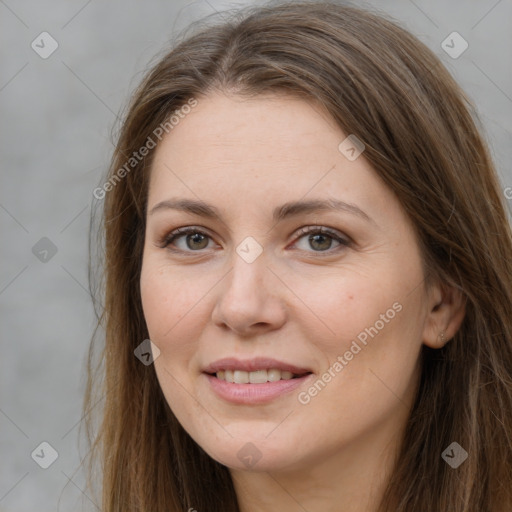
[140,92,465,512]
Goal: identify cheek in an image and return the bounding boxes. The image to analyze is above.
[296,288,422,447]
[294,269,399,354]
[309,276,423,411]
[140,273,204,409]
[140,260,207,342]
[299,257,424,385]
[140,261,206,409]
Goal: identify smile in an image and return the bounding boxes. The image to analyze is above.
[202,357,313,404]
[214,369,304,383]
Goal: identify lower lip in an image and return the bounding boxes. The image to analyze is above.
[204,373,312,404]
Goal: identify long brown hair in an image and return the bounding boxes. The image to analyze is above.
[84,2,512,510]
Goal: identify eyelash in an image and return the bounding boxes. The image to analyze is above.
[158,225,352,256]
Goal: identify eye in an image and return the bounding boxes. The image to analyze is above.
[158,227,215,252]
[292,226,351,254]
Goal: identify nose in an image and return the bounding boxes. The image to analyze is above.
[211,249,287,337]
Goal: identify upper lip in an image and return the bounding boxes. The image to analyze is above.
[203,357,312,375]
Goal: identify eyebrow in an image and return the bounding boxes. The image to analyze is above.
[149,197,375,225]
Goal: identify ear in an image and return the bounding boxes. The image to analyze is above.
[422,280,466,349]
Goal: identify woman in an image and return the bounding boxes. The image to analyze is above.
[84,2,512,511]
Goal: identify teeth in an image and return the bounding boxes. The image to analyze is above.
[215,368,298,383]
[249,370,268,384]
[233,370,249,384]
[267,369,281,382]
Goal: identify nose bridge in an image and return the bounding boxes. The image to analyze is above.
[212,237,286,332]
[224,240,268,304]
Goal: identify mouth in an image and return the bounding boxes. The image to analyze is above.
[202,357,313,404]
[206,368,312,384]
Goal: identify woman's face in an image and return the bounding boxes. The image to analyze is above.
[140,92,435,472]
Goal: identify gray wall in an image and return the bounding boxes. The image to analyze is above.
[1,1,510,510]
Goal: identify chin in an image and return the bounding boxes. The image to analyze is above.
[197,436,306,473]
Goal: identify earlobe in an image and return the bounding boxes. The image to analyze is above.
[422,283,466,349]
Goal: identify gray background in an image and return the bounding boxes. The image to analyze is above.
[1,0,511,511]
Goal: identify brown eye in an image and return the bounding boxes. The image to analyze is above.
[293,226,351,253]
[160,227,214,252]
[308,233,334,251]
[184,232,209,250]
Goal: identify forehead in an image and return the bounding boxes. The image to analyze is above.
[154,92,340,162]
[146,92,397,225]
[153,93,355,179]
